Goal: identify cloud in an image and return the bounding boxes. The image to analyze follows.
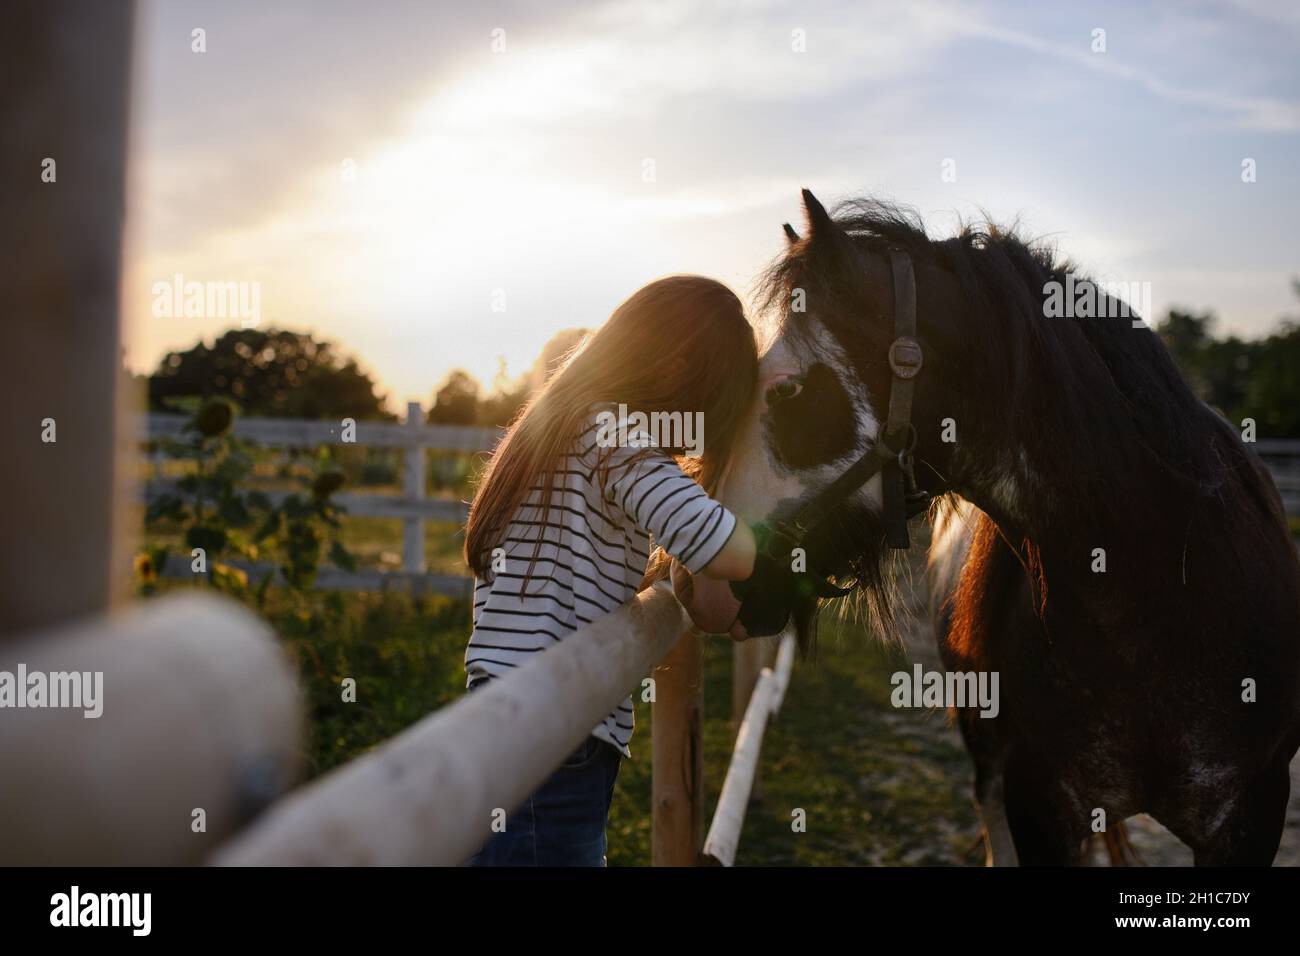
[946,7,1300,131]
[123,0,1300,408]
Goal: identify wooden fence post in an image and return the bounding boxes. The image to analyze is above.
[403,401,427,573]
[651,628,703,866]
[1,0,134,639]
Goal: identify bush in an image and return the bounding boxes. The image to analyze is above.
[268,588,472,777]
[138,398,355,597]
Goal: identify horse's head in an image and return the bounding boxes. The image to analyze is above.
[684,189,1220,647]
[688,189,974,646]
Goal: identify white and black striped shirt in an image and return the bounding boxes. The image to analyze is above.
[465,408,737,757]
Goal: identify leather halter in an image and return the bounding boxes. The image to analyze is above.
[765,248,929,584]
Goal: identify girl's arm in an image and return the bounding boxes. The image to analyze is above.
[699,517,755,580]
[604,445,751,580]
[638,518,754,593]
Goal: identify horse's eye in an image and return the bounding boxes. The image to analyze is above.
[766,379,804,405]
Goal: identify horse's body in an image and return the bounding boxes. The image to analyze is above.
[930,486,1299,865]
[686,190,1300,864]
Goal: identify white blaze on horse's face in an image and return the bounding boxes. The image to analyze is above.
[717,316,884,523]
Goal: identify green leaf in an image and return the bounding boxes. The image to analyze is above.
[217,494,252,527]
[185,524,228,555]
[210,561,249,594]
[282,495,313,520]
[255,570,274,606]
[192,399,235,437]
[213,455,253,486]
[312,469,346,500]
[145,494,186,523]
[329,540,357,573]
[254,509,283,542]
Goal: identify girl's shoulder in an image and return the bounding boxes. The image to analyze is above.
[585,403,663,462]
[585,400,619,428]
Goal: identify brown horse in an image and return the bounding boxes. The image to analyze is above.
[685,189,1300,865]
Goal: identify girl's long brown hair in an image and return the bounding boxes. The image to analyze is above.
[464,275,758,580]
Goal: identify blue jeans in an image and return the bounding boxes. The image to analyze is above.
[463,680,622,866]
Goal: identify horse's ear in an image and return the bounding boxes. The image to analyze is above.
[800,189,853,268]
[782,222,800,244]
[801,188,834,238]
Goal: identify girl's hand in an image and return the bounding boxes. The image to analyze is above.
[670,558,695,607]
[672,558,745,638]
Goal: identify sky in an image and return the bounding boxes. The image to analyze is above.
[122,0,1300,414]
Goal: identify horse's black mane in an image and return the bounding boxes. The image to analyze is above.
[759,197,1246,532]
[757,197,1271,652]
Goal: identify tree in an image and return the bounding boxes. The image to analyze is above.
[476,378,529,428]
[470,328,591,428]
[428,369,481,424]
[1242,321,1300,438]
[1156,281,1300,438]
[148,328,392,420]
[1157,309,1212,370]
[526,327,589,391]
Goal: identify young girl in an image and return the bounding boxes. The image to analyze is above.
[462,275,759,866]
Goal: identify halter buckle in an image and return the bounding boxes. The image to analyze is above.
[888,336,923,379]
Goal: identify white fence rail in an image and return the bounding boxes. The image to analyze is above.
[139,407,498,451]
[702,633,795,866]
[138,416,1299,600]
[1258,440,1300,517]
[138,402,499,595]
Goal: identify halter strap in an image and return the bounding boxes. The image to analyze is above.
[780,247,927,553]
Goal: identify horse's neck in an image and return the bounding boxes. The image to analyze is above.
[961,362,1222,535]
[955,430,1227,624]
[956,421,1198,554]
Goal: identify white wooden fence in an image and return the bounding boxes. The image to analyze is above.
[1259,440,1300,518]
[139,401,498,596]
[703,633,795,865]
[137,419,1300,601]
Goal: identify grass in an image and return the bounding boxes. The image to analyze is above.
[136,572,983,864]
[337,517,467,576]
[275,589,474,779]
[240,574,981,865]
[606,614,981,866]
